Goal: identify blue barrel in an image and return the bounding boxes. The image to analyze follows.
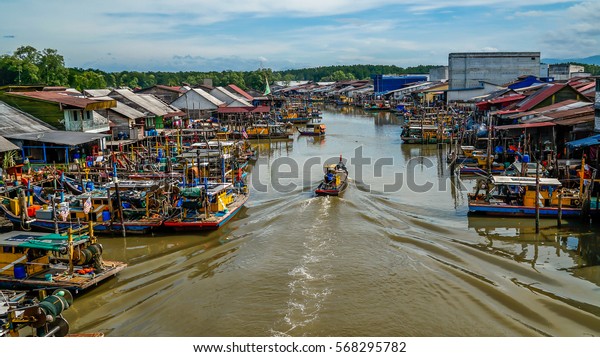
[14,264,27,279]
[523,154,530,163]
[102,211,110,221]
[85,181,95,191]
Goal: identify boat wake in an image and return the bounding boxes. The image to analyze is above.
[273,196,335,336]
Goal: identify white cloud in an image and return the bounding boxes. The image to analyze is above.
[0,0,594,71]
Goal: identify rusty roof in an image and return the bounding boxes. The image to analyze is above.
[7,91,116,110]
[226,84,254,101]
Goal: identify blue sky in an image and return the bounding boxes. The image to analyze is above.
[1,0,598,72]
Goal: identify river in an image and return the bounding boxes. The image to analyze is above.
[64,105,600,337]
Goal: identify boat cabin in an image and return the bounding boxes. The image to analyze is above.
[471,176,580,208]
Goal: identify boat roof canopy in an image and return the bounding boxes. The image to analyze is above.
[491,176,562,186]
[0,231,88,250]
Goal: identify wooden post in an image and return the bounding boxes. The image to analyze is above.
[579,155,585,195]
[106,185,113,235]
[113,179,126,238]
[557,190,563,228]
[486,113,492,174]
[68,227,74,275]
[535,163,540,234]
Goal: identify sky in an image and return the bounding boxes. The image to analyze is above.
[1,0,599,72]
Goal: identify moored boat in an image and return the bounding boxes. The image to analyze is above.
[163,181,248,230]
[468,176,582,217]
[315,156,348,196]
[0,225,126,292]
[297,119,326,136]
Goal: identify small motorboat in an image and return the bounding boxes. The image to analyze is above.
[315,156,348,196]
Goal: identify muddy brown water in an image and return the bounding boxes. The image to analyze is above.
[64,106,600,336]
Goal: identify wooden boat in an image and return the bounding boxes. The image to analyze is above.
[277,107,310,124]
[72,180,166,235]
[0,226,126,292]
[363,100,391,111]
[297,120,326,136]
[458,162,505,176]
[0,193,84,233]
[235,121,292,140]
[401,125,451,144]
[468,176,582,217]
[163,182,248,230]
[315,156,348,196]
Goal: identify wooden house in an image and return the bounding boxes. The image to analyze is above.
[1,90,115,133]
[108,89,184,132]
[135,85,186,104]
[171,88,225,120]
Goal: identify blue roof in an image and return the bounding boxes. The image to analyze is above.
[566,134,600,150]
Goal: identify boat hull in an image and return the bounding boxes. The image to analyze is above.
[315,182,347,196]
[163,194,248,231]
[468,203,581,217]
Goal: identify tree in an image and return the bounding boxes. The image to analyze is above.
[39,48,68,86]
[14,45,40,64]
[73,71,107,91]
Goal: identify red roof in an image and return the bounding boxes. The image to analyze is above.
[218,106,270,114]
[156,85,186,93]
[495,122,556,130]
[495,109,521,115]
[516,84,565,111]
[488,94,526,105]
[226,84,254,101]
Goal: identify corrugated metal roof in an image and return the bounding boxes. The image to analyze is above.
[488,94,526,104]
[155,85,186,93]
[0,135,19,152]
[495,122,556,130]
[84,89,111,97]
[0,100,55,134]
[516,84,565,111]
[3,131,107,146]
[211,87,252,107]
[553,114,595,126]
[111,89,182,117]
[7,91,116,110]
[94,96,145,119]
[226,84,254,101]
[192,89,225,107]
[217,106,270,113]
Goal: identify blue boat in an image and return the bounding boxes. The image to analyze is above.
[468,176,583,217]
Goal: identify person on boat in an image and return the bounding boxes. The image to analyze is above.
[325,172,334,184]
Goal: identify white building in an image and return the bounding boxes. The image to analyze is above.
[449,52,540,90]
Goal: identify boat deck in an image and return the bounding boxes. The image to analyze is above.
[0,260,127,291]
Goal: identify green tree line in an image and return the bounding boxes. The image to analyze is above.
[2,46,599,92]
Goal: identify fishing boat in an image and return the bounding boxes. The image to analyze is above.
[401,125,451,144]
[363,100,391,111]
[0,226,126,292]
[163,181,249,230]
[236,121,292,140]
[276,107,310,124]
[297,119,326,136]
[315,156,348,196]
[0,192,84,233]
[458,162,505,176]
[468,176,582,217]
